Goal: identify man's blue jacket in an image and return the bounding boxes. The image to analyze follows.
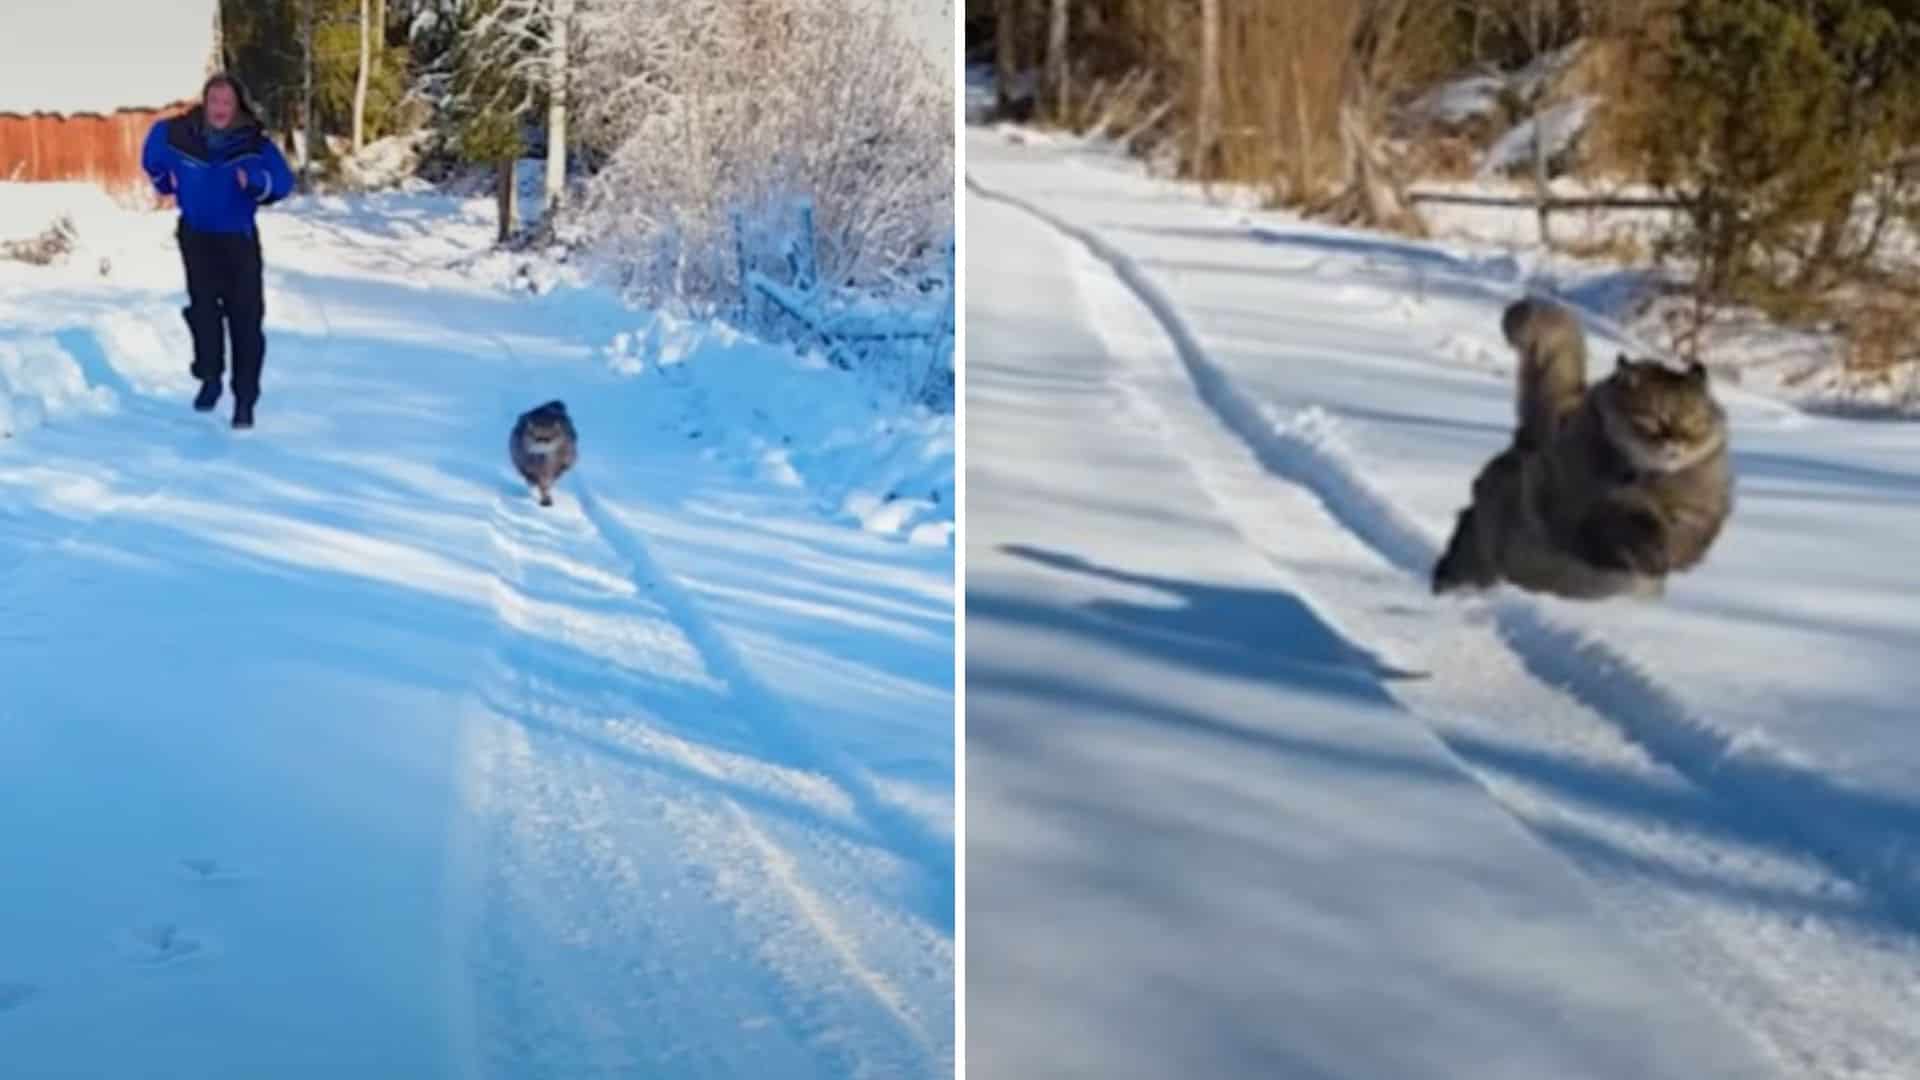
[141,107,296,234]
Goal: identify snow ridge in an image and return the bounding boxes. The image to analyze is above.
[469,484,940,1075]
[0,307,219,590]
[573,480,956,932]
[967,170,1920,932]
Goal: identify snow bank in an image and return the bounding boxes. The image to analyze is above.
[0,0,217,115]
[0,184,196,436]
[0,337,117,438]
[1479,97,1599,179]
[602,314,954,545]
[1512,42,1587,102]
[1406,73,1506,129]
[0,181,181,291]
[0,182,134,238]
[336,133,431,192]
[89,307,197,396]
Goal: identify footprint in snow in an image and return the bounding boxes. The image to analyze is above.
[178,857,251,885]
[115,922,212,967]
[0,982,39,1013]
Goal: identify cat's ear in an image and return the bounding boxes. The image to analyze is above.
[1686,360,1707,384]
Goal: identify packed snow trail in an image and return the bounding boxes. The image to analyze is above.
[967,127,1920,1078]
[965,178,1783,1079]
[0,190,952,1077]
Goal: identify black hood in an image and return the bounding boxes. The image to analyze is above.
[194,72,264,133]
[167,81,271,164]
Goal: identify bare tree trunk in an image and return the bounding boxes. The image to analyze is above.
[1045,0,1068,121]
[1290,56,1315,201]
[1195,0,1221,178]
[545,0,574,220]
[301,0,315,170]
[1533,108,1553,246]
[1290,55,1320,201]
[1528,0,1553,246]
[497,159,517,245]
[352,0,371,152]
[995,0,1021,116]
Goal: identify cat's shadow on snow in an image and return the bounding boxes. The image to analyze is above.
[986,544,1424,688]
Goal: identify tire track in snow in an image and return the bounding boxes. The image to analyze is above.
[466,499,782,1076]
[467,483,941,1076]
[574,479,956,932]
[570,479,951,1043]
[472,505,757,1072]
[968,172,1920,933]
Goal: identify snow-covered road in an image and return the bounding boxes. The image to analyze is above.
[965,126,1920,1079]
[0,186,952,1078]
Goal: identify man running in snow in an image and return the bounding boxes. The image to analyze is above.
[141,73,296,429]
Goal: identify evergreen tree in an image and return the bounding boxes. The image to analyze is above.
[1642,0,1920,312]
[447,0,529,243]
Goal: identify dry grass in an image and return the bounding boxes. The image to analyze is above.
[1403,135,1484,181]
[1030,1,1384,202]
[1839,291,1920,380]
[1014,0,1674,205]
[1211,3,1353,204]
[1562,32,1666,181]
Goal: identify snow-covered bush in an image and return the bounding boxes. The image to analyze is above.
[571,0,951,313]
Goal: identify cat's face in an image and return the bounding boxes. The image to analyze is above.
[519,407,571,451]
[1598,355,1725,471]
[524,419,566,446]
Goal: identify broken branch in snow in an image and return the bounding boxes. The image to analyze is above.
[0,216,77,266]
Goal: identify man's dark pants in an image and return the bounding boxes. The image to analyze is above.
[177,222,265,407]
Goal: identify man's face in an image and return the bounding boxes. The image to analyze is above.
[206,84,238,129]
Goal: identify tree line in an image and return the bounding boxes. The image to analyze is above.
[971,0,1920,348]
[221,0,953,313]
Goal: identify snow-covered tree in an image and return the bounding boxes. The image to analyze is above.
[570,0,951,311]
[444,0,529,241]
[459,0,578,219]
[353,0,372,151]
[545,0,572,215]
